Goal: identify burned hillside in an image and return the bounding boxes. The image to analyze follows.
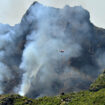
[0,2,105,98]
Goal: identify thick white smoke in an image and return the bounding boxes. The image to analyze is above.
[0,2,105,98]
[19,3,88,97]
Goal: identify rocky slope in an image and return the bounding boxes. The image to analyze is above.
[0,1,105,98]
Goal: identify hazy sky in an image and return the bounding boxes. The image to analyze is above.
[0,0,105,28]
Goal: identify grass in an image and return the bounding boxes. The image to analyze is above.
[89,70,105,91]
[1,70,105,105]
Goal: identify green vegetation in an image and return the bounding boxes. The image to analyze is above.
[89,70,105,91]
[1,70,105,105]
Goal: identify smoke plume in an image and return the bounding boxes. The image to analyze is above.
[0,2,105,98]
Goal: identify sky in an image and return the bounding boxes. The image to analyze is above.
[0,0,105,28]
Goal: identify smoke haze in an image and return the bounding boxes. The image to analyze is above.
[0,2,105,98]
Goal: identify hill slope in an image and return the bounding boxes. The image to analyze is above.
[1,70,105,105]
[0,2,105,98]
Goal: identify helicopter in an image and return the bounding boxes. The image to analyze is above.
[59,50,64,53]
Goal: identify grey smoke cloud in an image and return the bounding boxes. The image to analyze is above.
[0,2,105,98]
[0,0,105,29]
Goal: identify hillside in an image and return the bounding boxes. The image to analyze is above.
[0,70,105,105]
[0,2,105,98]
